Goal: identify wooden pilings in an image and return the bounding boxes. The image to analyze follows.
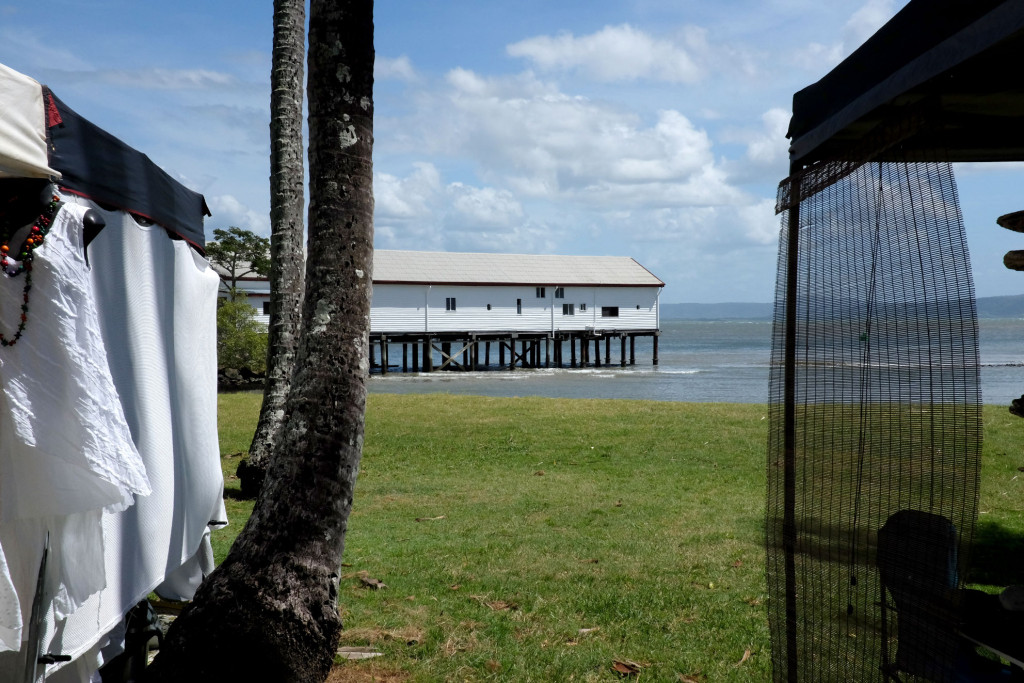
[369,330,658,374]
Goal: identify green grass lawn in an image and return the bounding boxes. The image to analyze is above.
[211,393,1024,682]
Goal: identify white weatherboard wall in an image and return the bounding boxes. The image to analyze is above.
[370,284,660,334]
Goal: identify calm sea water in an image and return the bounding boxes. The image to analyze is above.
[367,318,1024,405]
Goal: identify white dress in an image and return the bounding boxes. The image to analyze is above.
[0,202,150,653]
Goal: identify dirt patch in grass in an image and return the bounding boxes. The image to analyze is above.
[327,661,410,682]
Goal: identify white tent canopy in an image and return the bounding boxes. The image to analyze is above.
[0,63,59,179]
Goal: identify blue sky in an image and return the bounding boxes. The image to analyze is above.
[2,0,1024,303]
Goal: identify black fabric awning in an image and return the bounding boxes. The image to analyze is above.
[46,91,211,249]
[788,0,1024,166]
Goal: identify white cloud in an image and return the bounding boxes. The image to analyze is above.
[417,70,736,207]
[840,0,897,57]
[97,68,238,91]
[507,24,703,83]
[745,108,791,166]
[792,0,897,69]
[376,55,416,82]
[206,194,269,235]
[448,183,523,228]
[375,163,442,220]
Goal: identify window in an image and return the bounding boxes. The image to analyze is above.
[536,287,546,298]
[262,301,271,315]
[579,303,587,311]
[554,287,565,299]
[446,297,456,311]
[562,303,575,316]
[517,298,522,315]
[601,306,619,317]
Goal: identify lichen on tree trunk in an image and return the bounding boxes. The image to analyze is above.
[144,2,374,680]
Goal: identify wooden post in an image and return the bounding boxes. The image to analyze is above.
[412,342,419,373]
[652,334,659,366]
[630,335,636,365]
[485,341,491,367]
[545,337,551,368]
[594,338,601,367]
[620,335,626,367]
[509,339,515,371]
[556,338,562,367]
[369,339,376,370]
[521,340,527,368]
[381,336,388,375]
[499,341,505,368]
[604,336,610,364]
[425,337,433,372]
[570,335,576,368]
[402,343,408,372]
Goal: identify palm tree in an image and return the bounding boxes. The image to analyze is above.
[239,0,308,497]
[145,2,374,680]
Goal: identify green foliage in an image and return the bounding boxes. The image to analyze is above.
[216,295,268,373]
[205,226,271,298]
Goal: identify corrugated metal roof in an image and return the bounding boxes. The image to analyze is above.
[373,250,664,287]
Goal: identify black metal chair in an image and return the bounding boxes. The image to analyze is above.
[877,510,1015,682]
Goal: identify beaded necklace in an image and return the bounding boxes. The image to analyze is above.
[0,193,60,346]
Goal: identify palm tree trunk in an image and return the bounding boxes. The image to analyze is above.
[240,0,307,497]
[144,2,373,680]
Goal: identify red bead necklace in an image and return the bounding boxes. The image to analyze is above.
[0,194,60,347]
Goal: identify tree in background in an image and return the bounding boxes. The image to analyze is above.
[146,1,374,680]
[205,226,271,298]
[239,0,308,498]
[216,294,268,374]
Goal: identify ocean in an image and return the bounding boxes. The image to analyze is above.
[367,318,1024,405]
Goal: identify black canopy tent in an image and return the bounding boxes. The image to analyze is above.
[45,90,211,250]
[769,1,1024,681]
[788,0,1024,166]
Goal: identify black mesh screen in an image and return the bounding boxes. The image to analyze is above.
[767,157,981,682]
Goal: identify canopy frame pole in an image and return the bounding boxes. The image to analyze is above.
[782,167,801,683]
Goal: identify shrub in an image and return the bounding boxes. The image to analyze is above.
[217,296,268,374]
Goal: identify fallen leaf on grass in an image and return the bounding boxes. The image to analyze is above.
[356,571,387,590]
[469,594,518,611]
[614,500,623,507]
[486,660,501,672]
[414,515,446,522]
[449,584,461,591]
[336,646,383,660]
[580,558,599,564]
[732,560,742,568]
[534,470,545,476]
[678,673,706,682]
[612,659,644,677]
[737,648,751,666]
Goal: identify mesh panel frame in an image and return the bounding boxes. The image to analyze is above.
[767,156,981,682]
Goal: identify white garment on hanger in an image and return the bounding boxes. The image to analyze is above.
[0,203,149,653]
[16,198,225,682]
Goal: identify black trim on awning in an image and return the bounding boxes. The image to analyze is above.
[46,91,210,250]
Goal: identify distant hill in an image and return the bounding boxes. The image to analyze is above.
[662,294,1024,320]
[976,294,1024,318]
